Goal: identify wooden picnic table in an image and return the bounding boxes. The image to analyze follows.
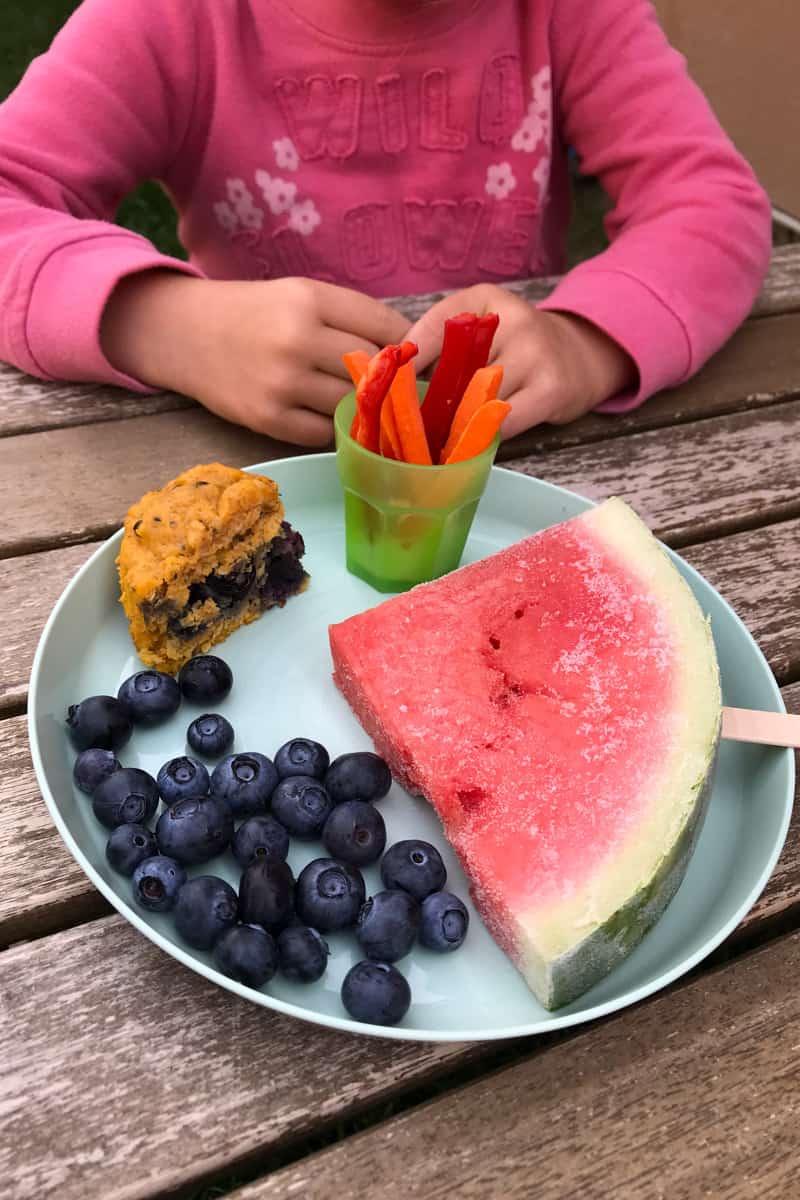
[2,245,800,1200]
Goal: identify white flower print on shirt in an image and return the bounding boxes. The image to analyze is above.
[273,137,300,172]
[213,201,239,234]
[255,170,298,215]
[213,167,321,242]
[288,198,321,237]
[237,204,264,231]
[223,178,265,231]
[511,110,546,154]
[485,162,517,201]
[226,178,253,207]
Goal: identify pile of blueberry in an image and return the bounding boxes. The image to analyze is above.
[66,655,469,1027]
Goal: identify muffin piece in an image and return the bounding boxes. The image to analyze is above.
[117,463,308,672]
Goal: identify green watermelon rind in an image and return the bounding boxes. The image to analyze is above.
[545,727,720,1011]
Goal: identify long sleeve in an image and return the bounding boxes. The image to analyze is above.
[538,0,773,410]
[0,0,203,389]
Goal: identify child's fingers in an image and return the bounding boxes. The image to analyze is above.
[314,281,411,349]
[301,370,356,416]
[314,328,380,378]
[405,287,487,372]
[274,406,335,448]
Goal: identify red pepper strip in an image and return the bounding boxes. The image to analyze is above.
[379,394,402,459]
[353,341,418,454]
[464,313,499,379]
[342,350,371,439]
[420,313,479,463]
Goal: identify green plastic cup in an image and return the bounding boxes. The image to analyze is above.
[333,384,500,592]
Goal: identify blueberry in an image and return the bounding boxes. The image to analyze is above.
[156,794,233,864]
[324,752,392,804]
[274,738,329,781]
[232,813,290,869]
[174,875,238,949]
[132,855,186,912]
[239,859,295,931]
[213,924,278,988]
[380,839,446,901]
[66,695,132,752]
[73,748,121,796]
[322,800,386,867]
[295,858,366,932]
[277,924,329,983]
[117,670,180,726]
[157,756,210,806]
[419,891,470,953]
[92,767,159,830]
[356,890,420,963]
[106,823,158,876]
[187,713,234,758]
[341,961,411,1026]
[210,753,278,817]
[178,655,233,705]
[270,776,333,838]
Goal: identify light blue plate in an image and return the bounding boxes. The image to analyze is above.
[28,456,794,1042]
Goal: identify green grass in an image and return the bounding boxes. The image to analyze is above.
[1,0,611,271]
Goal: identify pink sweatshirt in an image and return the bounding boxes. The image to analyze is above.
[0,0,772,410]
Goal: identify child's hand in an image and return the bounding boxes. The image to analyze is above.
[101,272,411,446]
[407,285,636,438]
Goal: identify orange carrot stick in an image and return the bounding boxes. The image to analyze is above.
[389,361,431,465]
[343,350,371,438]
[343,350,370,386]
[443,399,511,464]
[379,394,402,459]
[439,364,503,464]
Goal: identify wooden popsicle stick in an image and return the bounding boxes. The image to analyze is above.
[722,706,800,749]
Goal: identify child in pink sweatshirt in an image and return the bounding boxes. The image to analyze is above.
[0,0,772,446]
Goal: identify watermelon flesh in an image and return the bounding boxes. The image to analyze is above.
[329,498,721,1009]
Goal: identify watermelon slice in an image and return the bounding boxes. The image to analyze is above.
[329,498,721,1009]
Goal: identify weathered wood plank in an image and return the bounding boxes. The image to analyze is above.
[508,402,800,548]
[0,541,100,711]
[0,915,484,1200]
[678,519,800,685]
[0,407,302,557]
[751,242,800,318]
[3,395,800,559]
[233,929,800,1200]
[0,368,194,436]
[3,245,799,439]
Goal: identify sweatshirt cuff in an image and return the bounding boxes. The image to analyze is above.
[537,267,692,413]
[24,232,203,392]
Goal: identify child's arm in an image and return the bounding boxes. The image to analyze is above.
[0,0,408,444]
[409,0,772,434]
[0,0,202,390]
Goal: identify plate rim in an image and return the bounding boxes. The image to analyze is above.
[27,453,795,1042]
